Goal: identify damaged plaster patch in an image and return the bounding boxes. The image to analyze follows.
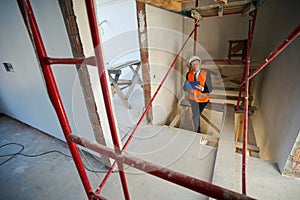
[138,10,145,33]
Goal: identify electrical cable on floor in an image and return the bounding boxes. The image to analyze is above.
[0,142,115,174]
[78,147,101,178]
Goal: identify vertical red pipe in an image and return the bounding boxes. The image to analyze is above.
[235,18,253,110]
[248,23,300,81]
[239,23,300,86]
[17,0,93,197]
[84,0,130,199]
[193,0,199,56]
[242,10,257,195]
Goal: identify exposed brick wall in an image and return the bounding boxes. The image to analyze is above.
[283,132,300,179]
[136,2,153,123]
[58,0,110,167]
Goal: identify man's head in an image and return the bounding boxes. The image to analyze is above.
[189,56,202,72]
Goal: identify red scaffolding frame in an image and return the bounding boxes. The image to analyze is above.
[17,0,300,199]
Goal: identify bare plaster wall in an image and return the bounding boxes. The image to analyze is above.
[146,5,186,125]
[183,13,249,59]
[0,0,95,143]
[251,0,300,172]
[145,4,250,125]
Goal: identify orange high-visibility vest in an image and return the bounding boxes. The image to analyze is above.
[187,70,210,102]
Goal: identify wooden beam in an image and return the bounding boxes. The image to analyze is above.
[235,142,260,152]
[109,76,131,109]
[169,107,188,127]
[220,74,241,85]
[213,86,241,91]
[202,64,258,69]
[201,113,221,133]
[136,0,184,12]
[191,10,202,20]
[235,114,244,143]
[210,94,241,101]
[213,74,242,85]
[215,0,228,4]
[242,2,256,17]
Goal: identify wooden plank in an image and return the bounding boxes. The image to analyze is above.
[126,64,143,99]
[213,86,240,91]
[202,64,257,69]
[242,2,256,17]
[136,0,182,12]
[235,114,244,143]
[234,115,260,155]
[220,74,241,85]
[169,107,188,127]
[201,113,221,133]
[210,94,241,101]
[213,74,242,85]
[235,142,260,152]
[117,79,132,86]
[194,0,251,17]
[215,0,228,4]
[109,76,131,109]
[108,60,140,70]
[230,42,246,53]
[180,100,225,112]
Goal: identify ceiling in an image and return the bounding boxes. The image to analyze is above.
[136,0,260,19]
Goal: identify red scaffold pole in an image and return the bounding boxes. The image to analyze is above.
[44,56,97,66]
[68,134,255,200]
[241,23,300,85]
[96,23,198,193]
[193,0,199,56]
[241,10,257,195]
[17,0,94,198]
[202,59,244,63]
[85,0,130,199]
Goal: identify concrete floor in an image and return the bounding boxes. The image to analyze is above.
[0,114,216,200]
[0,114,101,200]
[1,85,300,199]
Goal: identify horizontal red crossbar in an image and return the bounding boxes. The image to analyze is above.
[68,134,255,200]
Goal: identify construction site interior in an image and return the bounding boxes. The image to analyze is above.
[0,0,299,199]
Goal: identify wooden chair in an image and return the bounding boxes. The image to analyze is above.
[227,39,247,63]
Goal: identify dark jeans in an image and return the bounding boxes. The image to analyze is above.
[190,100,208,132]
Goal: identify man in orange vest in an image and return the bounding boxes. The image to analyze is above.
[183,56,212,133]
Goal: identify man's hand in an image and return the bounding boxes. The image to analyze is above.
[195,85,204,91]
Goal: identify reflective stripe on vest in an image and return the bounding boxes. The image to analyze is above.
[187,70,210,102]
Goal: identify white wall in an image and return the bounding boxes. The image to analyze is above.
[96,0,140,66]
[183,13,249,59]
[73,0,142,150]
[251,0,300,172]
[146,5,186,125]
[0,0,95,143]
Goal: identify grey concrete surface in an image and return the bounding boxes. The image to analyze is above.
[0,114,216,200]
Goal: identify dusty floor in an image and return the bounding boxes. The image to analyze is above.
[0,114,216,200]
[0,114,104,200]
[1,76,300,199]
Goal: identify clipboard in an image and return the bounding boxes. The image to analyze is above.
[185,81,200,90]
